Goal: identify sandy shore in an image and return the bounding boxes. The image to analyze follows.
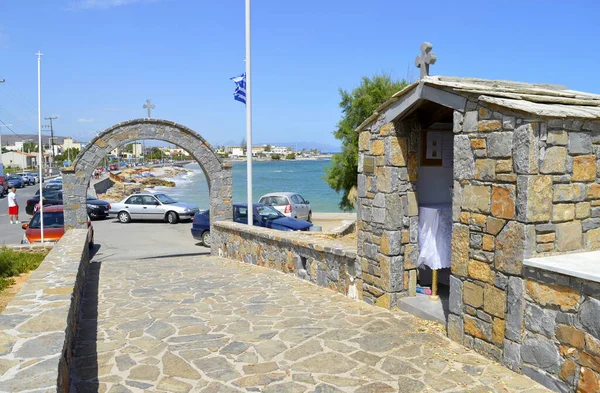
[98,166,192,202]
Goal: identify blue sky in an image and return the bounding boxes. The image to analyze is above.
[0,0,598,150]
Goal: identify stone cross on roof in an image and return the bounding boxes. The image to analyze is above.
[415,42,437,79]
[143,99,155,118]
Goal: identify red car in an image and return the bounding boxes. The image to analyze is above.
[109,164,118,171]
[21,205,94,248]
[0,175,8,196]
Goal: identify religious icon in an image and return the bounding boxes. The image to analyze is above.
[426,132,443,160]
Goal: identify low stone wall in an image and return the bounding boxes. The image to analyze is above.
[93,176,114,195]
[212,222,363,301]
[2,243,54,252]
[518,264,600,393]
[0,229,91,392]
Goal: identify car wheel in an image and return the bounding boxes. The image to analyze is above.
[202,231,211,247]
[307,211,312,222]
[118,211,131,223]
[167,211,179,224]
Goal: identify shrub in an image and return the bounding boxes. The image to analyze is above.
[0,248,48,291]
[285,153,296,160]
[271,154,281,160]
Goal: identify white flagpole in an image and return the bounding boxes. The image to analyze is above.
[245,0,253,226]
[36,51,44,243]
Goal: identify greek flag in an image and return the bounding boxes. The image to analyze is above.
[230,73,246,104]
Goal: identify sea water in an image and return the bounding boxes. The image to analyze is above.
[154,159,348,213]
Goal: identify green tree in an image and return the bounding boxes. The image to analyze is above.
[264,144,271,152]
[22,142,37,153]
[285,153,296,160]
[56,148,80,163]
[271,154,281,160]
[325,74,408,211]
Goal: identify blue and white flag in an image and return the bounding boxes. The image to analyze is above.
[230,73,246,104]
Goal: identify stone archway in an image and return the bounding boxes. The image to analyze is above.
[62,118,232,241]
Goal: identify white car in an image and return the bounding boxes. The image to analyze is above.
[258,192,312,222]
[15,173,35,185]
[109,193,199,224]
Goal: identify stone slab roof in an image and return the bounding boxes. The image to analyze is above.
[357,76,600,131]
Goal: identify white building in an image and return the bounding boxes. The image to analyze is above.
[1,152,46,169]
[269,146,292,155]
[63,137,82,150]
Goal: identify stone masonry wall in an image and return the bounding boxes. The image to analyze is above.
[449,104,600,366]
[0,229,91,392]
[212,222,361,301]
[356,116,419,307]
[520,266,600,393]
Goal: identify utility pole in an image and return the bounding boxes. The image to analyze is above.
[0,79,5,154]
[44,116,57,167]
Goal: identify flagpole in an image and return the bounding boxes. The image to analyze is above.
[36,51,44,243]
[245,0,253,226]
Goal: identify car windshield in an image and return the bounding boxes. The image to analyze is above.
[8,176,18,180]
[155,194,177,204]
[29,211,64,229]
[259,196,289,206]
[256,205,284,220]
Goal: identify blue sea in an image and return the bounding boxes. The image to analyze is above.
[155,159,348,212]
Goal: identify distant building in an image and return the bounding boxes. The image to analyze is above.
[63,137,82,150]
[1,151,49,169]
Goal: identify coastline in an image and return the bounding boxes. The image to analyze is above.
[224,154,334,163]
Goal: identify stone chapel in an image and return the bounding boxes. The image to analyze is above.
[355,68,600,392]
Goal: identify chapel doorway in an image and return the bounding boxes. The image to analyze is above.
[398,104,455,323]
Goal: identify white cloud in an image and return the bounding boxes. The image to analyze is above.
[68,0,162,10]
[77,118,96,123]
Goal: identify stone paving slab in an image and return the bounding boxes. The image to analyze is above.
[70,256,551,393]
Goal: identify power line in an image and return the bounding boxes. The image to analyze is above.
[0,118,25,140]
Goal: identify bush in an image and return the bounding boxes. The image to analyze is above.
[271,154,281,160]
[0,248,47,291]
[285,153,296,160]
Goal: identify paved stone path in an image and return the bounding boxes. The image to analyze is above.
[71,256,551,393]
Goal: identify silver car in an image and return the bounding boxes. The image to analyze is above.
[109,193,199,224]
[16,172,35,185]
[258,192,312,222]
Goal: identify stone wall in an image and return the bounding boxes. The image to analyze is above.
[0,229,91,392]
[356,116,418,306]
[92,176,114,195]
[212,222,361,301]
[520,266,600,393]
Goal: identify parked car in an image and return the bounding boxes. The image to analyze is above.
[0,175,8,195]
[28,191,111,219]
[109,164,118,171]
[21,205,94,248]
[110,193,199,224]
[192,203,313,247]
[26,190,64,215]
[258,192,312,222]
[43,182,62,191]
[28,172,42,184]
[86,196,111,220]
[15,172,35,185]
[7,175,24,188]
